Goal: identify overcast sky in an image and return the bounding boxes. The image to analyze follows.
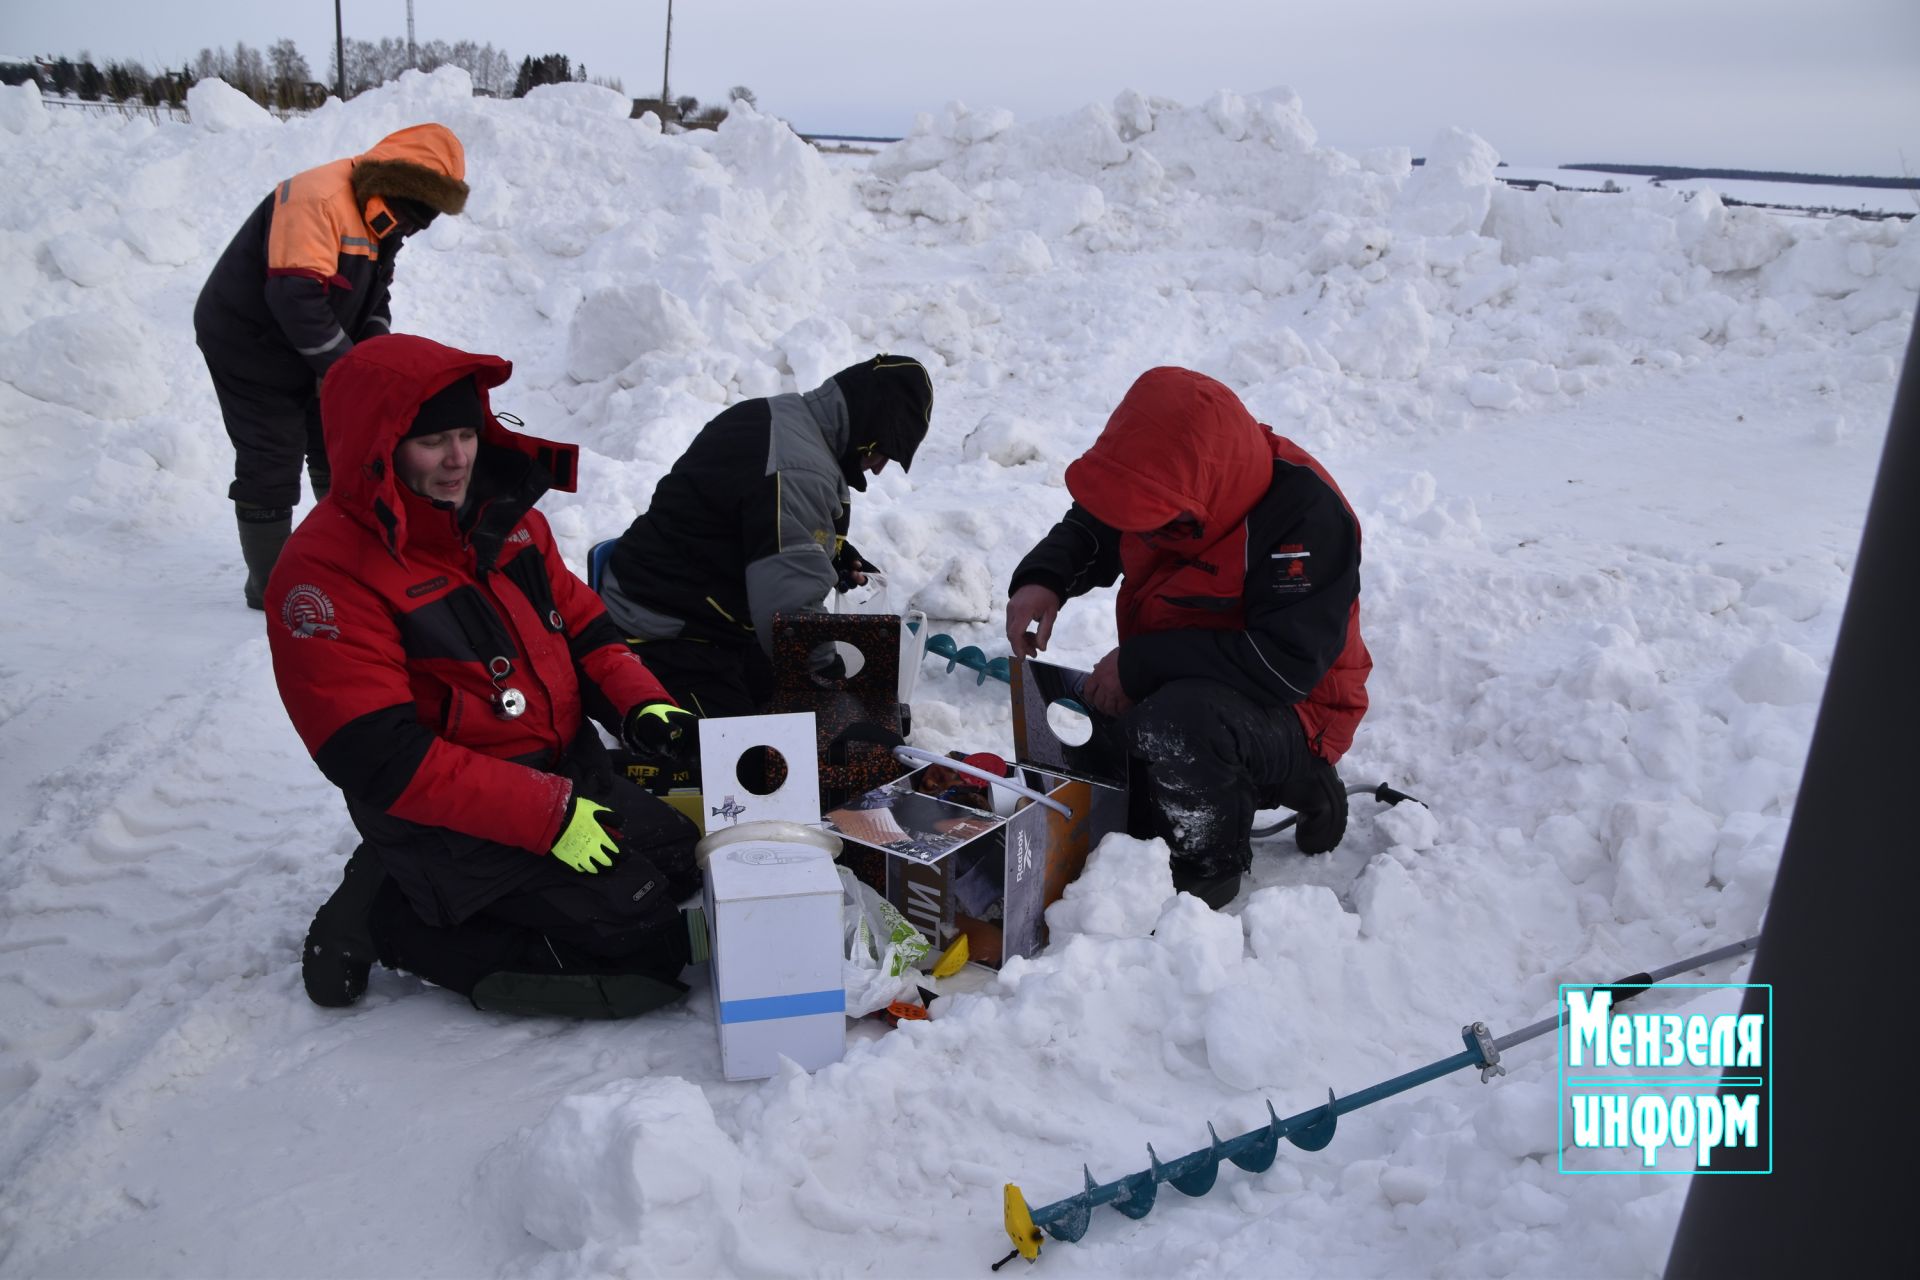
[7,0,1917,173]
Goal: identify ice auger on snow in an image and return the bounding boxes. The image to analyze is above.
[994,935,1761,1267]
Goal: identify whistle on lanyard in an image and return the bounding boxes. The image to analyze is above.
[487,656,527,720]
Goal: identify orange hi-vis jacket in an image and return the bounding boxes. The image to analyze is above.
[193,124,466,381]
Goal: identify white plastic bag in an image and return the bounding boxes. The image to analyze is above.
[837,865,929,1017]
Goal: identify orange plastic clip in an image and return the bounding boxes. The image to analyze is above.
[882,1000,929,1027]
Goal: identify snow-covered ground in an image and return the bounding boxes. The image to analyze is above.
[0,70,1911,1277]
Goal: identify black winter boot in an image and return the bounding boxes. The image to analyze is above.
[302,845,389,1008]
[469,970,689,1019]
[1282,757,1349,855]
[1170,861,1243,911]
[236,503,292,611]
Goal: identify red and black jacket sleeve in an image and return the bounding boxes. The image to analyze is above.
[1009,502,1124,602]
[1118,467,1360,706]
[267,555,575,854]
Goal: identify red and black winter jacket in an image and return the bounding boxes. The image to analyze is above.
[1009,367,1372,763]
[266,335,674,921]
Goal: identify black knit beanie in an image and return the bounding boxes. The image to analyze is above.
[405,376,485,440]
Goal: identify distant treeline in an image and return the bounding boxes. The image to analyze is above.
[0,41,631,111]
[2,42,754,127]
[1565,163,1920,190]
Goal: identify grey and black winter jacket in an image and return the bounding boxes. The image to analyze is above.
[599,358,931,655]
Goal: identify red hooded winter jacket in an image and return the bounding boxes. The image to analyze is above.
[266,335,672,857]
[1052,368,1371,762]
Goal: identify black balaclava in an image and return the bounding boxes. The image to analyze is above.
[829,354,933,492]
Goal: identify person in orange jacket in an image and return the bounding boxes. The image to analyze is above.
[194,123,470,610]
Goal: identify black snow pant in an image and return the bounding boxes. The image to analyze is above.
[626,635,777,719]
[197,334,330,509]
[1120,678,1314,876]
[366,772,699,999]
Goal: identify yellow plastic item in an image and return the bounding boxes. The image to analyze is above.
[661,789,704,830]
[931,933,970,978]
[1003,1184,1043,1261]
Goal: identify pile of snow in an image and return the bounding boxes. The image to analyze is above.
[0,79,49,136]
[0,66,1910,1277]
[184,76,274,133]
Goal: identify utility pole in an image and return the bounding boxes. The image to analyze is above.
[334,0,346,99]
[659,0,673,118]
[407,0,417,69]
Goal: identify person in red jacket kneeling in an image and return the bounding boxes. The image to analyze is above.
[1005,367,1373,911]
[267,334,702,1017]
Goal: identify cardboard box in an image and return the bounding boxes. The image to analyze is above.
[704,835,845,1081]
[820,657,1128,968]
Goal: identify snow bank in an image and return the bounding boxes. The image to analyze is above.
[0,79,49,136]
[184,77,275,133]
[0,310,169,418]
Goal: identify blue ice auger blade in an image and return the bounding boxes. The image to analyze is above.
[1149,1132,1223,1198]
[1109,1166,1159,1220]
[921,633,1015,686]
[956,645,990,684]
[1226,1102,1283,1173]
[1040,1169,1096,1243]
[1288,1089,1339,1152]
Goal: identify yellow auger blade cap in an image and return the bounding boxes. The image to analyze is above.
[932,933,970,978]
[1004,1183,1043,1261]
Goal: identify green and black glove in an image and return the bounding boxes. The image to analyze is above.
[550,795,621,874]
[624,702,699,771]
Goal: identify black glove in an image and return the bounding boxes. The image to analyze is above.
[624,702,699,770]
[1282,757,1349,856]
[833,540,880,593]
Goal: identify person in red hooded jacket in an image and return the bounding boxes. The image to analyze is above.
[267,333,704,1017]
[196,123,470,612]
[1005,368,1372,909]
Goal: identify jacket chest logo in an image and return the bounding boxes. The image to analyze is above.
[1272,545,1312,592]
[281,584,342,639]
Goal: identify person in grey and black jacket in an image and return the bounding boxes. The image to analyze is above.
[597,354,934,718]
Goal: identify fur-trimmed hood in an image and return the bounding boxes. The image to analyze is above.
[350,123,469,216]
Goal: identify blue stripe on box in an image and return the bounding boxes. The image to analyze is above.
[718,989,846,1024]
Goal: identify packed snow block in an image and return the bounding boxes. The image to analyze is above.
[704,834,845,1080]
[822,657,1126,968]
